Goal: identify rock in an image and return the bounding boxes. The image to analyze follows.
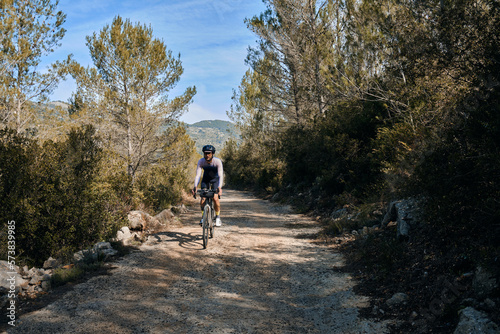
[171,204,188,214]
[154,209,174,226]
[29,274,51,286]
[472,266,498,299]
[91,242,119,260]
[73,249,98,263]
[386,292,409,307]
[397,219,410,240]
[41,280,51,292]
[331,208,348,219]
[116,226,132,241]
[382,199,421,240]
[129,210,160,231]
[128,210,147,230]
[454,307,499,334]
[0,260,28,291]
[73,250,85,262]
[461,298,480,309]
[0,287,8,309]
[93,242,112,251]
[483,298,496,309]
[381,200,398,227]
[132,232,143,242]
[74,244,118,262]
[129,209,167,232]
[0,260,19,274]
[99,248,118,260]
[43,256,62,269]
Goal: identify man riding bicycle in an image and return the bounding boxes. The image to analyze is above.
[191,144,223,227]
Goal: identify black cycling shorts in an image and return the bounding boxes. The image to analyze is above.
[201,179,219,190]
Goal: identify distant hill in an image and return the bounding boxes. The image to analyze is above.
[43,101,238,153]
[185,120,240,152]
[48,101,70,109]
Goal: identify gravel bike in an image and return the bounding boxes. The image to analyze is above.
[195,188,218,249]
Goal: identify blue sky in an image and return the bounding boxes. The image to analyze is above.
[43,0,266,124]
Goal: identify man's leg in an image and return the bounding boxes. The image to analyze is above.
[214,194,222,226]
[199,198,206,225]
[214,194,220,213]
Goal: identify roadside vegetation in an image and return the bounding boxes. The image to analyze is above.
[0,1,196,267]
[1,0,499,331]
[221,0,499,331]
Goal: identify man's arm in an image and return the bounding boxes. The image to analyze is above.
[217,158,224,195]
[192,160,203,195]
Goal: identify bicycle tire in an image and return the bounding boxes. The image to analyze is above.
[210,202,215,239]
[202,205,210,249]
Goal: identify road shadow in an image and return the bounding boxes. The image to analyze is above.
[153,231,208,250]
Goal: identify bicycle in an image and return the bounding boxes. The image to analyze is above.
[194,188,219,249]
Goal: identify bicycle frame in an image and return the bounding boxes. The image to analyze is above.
[196,189,218,248]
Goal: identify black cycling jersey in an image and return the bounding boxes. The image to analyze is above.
[194,157,223,189]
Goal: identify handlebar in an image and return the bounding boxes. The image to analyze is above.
[194,189,220,199]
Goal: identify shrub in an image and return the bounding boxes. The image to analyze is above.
[0,125,126,266]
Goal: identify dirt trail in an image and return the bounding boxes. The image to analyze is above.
[7,190,390,333]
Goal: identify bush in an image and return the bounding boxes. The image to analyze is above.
[281,100,386,203]
[135,126,196,212]
[221,138,285,193]
[0,125,126,267]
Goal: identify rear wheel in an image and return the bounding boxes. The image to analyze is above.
[202,205,210,249]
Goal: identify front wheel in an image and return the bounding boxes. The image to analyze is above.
[210,205,215,239]
[202,205,210,249]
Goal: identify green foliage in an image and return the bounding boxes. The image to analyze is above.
[51,265,85,288]
[0,0,72,135]
[71,15,196,178]
[136,166,186,211]
[283,99,386,199]
[0,126,125,267]
[0,128,36,260]
[228,0,500,245]
[357,233,408,278]
[135,125,196,212]
[321,202,385,236]
[400,0,500,232]
[221,138,285,194]
[0,6,205,270]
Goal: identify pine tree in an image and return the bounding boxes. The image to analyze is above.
[71,16,196,179]
[0,0,71,136]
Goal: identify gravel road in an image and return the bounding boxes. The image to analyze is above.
[6,189,390,333]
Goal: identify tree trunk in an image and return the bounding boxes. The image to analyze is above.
[126,105,134,179]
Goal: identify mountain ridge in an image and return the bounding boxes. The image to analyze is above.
[185,119,240,152]
[45,101,239,152]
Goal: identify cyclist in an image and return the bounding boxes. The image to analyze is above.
[191,144,223,227]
